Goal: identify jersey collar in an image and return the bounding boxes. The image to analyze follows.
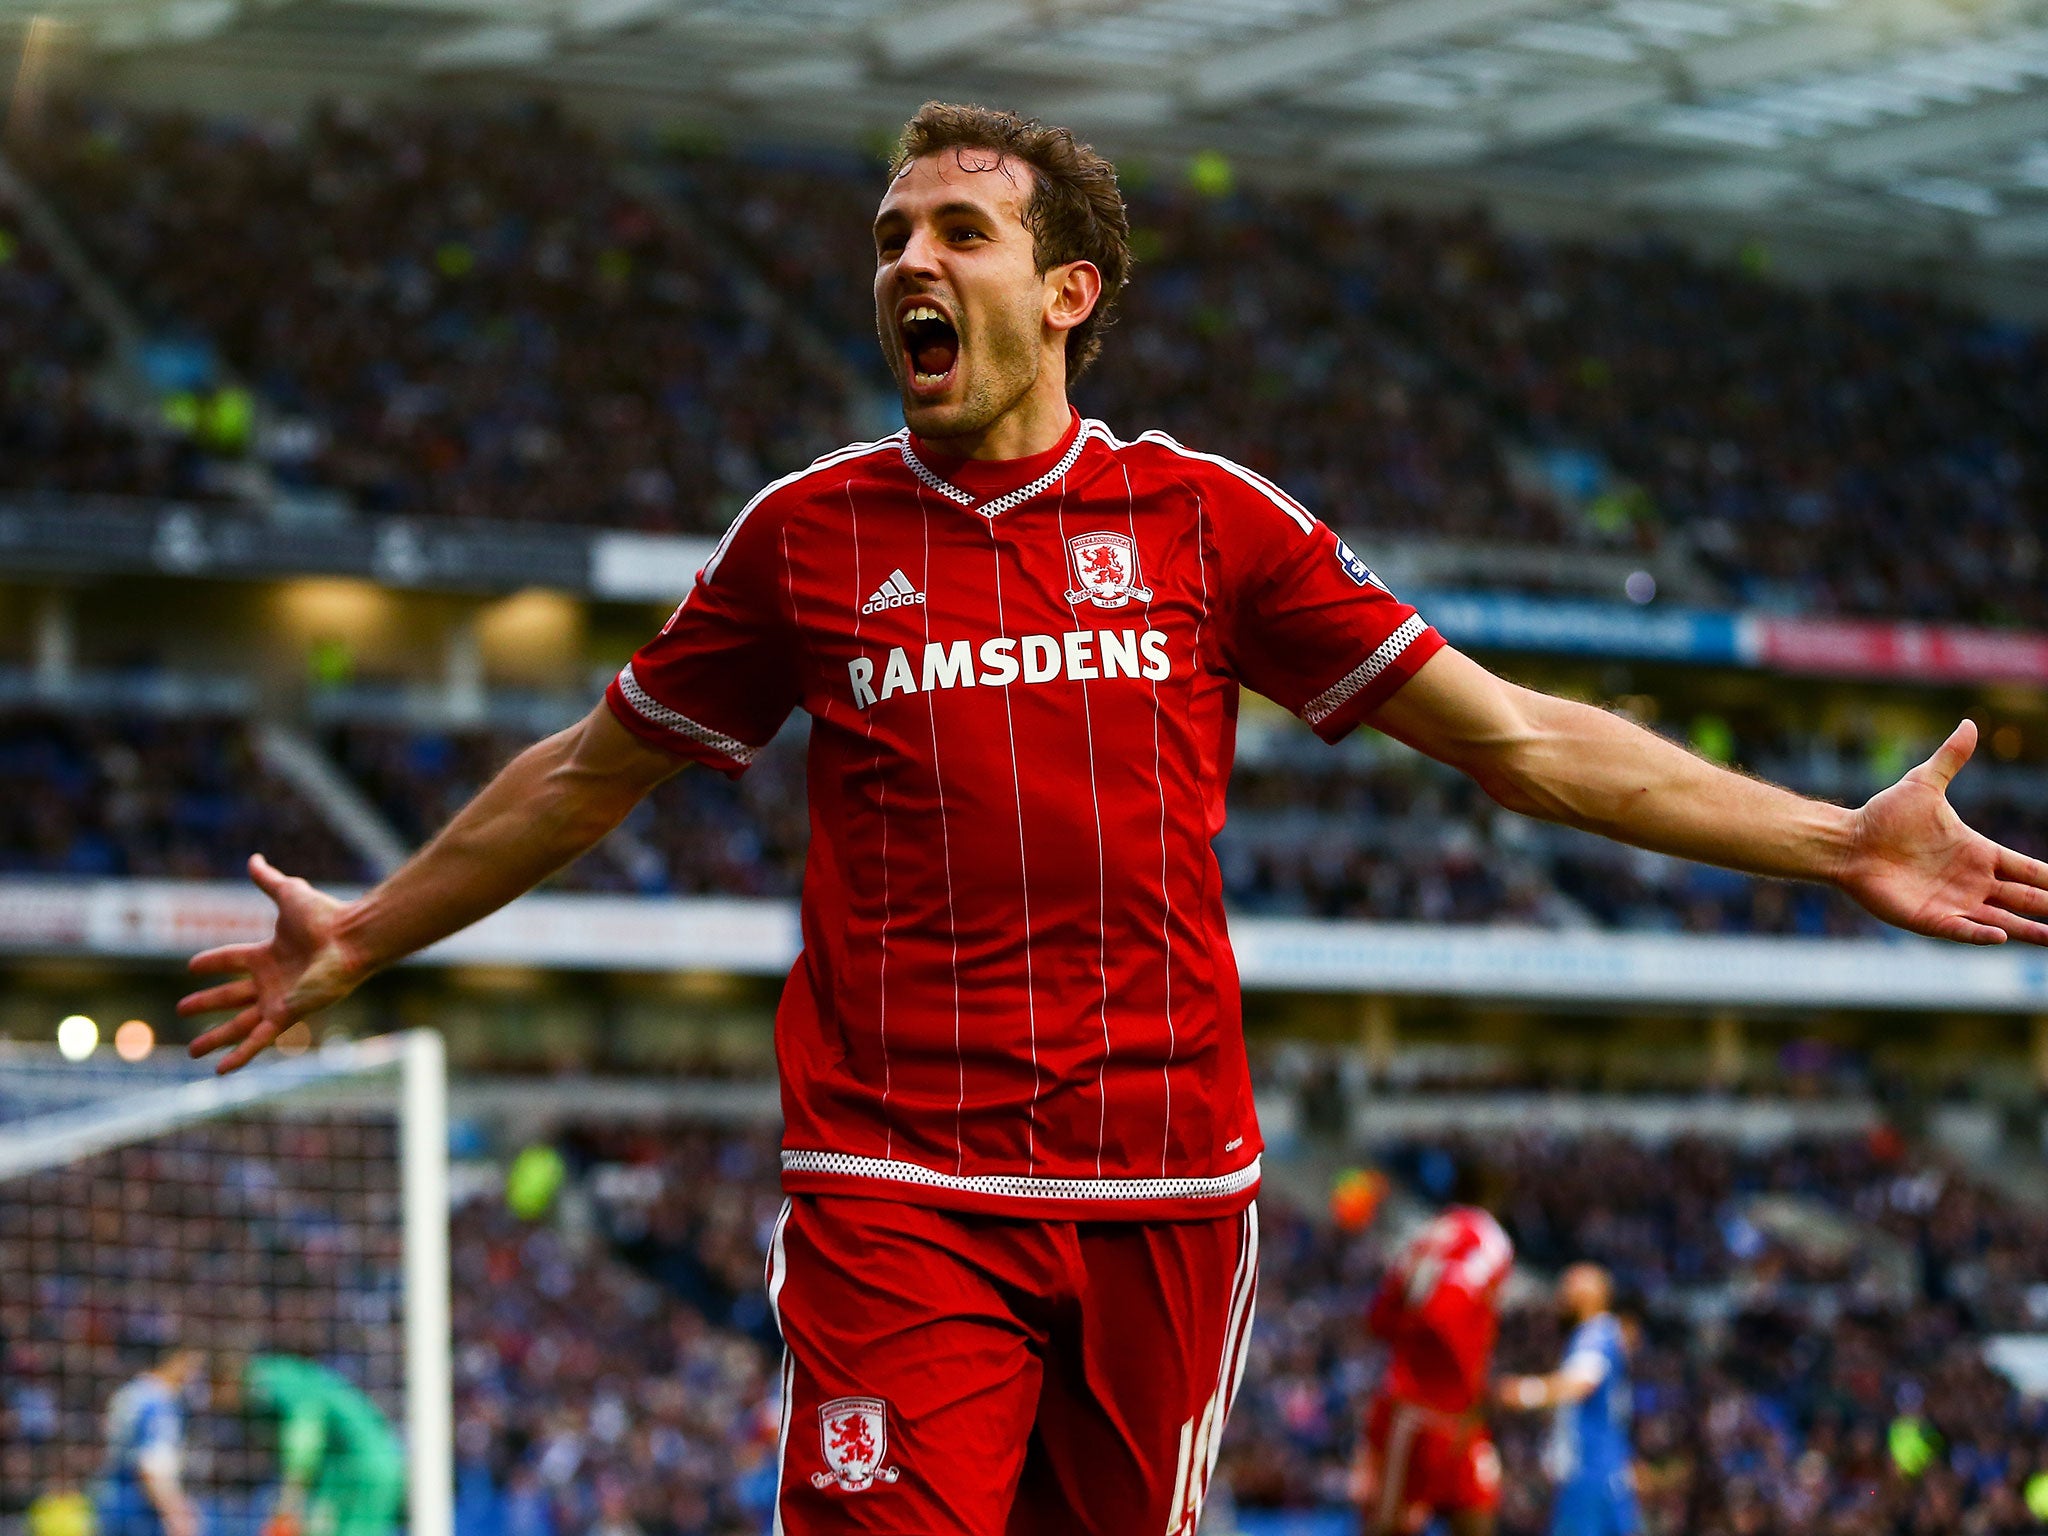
[901,411,1087,520]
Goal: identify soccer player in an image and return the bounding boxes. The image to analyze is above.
[179,102,2048,1535]
[219,1354,405,1536]
[1355,1204,1513,1536]
[97,1348,202,1536]
[1497,1265,1639,1536]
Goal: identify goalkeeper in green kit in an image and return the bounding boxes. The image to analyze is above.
[222,1355,405,1536]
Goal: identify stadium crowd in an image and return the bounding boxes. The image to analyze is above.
[8,1090,2048,1536]
[0,709,365,883]
[7,700,2046,937]
[1217,1125,2048,1535]
[6,102,2048,628]
[0,1115,405,1518]
[686,142,2048,627]
[0,213,208,503]
[16,102,855,533]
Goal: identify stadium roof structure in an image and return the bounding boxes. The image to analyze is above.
[12,0,2048,289]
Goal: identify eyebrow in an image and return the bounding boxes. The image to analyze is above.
[873,200,1004,237]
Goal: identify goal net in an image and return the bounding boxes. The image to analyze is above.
[0,1032,450,1536]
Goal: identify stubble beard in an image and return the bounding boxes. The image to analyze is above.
[885,305,1043,447]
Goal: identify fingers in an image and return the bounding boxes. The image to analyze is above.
[1989,881,2048,920]
[1996,845,2048,891]
[176,978,257,1018]
[1973,906,2048,948]
[216,1019,286,1075]
[1926,908,2008,944]
[188,942,261,975]
[1914,719,1977,793]
[189,1006,263,1059]
[248,851,292,898]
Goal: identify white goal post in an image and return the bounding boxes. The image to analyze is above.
[0,1030,451,1536]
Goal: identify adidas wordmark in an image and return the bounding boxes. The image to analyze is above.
[862,570,926,615]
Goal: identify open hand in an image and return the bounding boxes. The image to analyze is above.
[178,853,368,1073]
[1838,721,2048,946]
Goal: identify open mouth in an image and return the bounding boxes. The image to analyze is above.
[900,304,960,391]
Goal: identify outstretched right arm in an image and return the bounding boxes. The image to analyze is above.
[180,702,682,1072]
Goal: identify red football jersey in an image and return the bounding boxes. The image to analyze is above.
[606,411,1444,1219]
[1368,1207,1514,1414]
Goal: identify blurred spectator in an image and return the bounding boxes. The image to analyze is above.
[0,214,212,501]
[0,709,365,882]
[20,102,859,533]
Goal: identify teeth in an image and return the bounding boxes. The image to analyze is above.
[903,305,944,325]
[914,370,948,385]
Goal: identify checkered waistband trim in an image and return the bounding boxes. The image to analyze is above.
[780,1150,1262,1202]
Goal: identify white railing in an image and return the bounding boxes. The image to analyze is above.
[3,880,2046,1010]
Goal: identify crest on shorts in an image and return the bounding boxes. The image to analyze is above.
[811,1396,900,1493]
[1065,531,1154,609]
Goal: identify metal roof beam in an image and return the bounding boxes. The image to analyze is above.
[1186,0,1558,109]
[1497,77,1665,143]
[867,0,1127,72]
[1820,93,2048,176]
[1679,0,1965,95]
[870,0,1022,69]
[1975,211,2048,257]
[415,19,551,68]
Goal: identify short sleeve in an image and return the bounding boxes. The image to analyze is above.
[1215,467,1444,741]
[604,505,802,777]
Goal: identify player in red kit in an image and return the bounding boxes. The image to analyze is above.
[1356,1207,1514,1535]
[182,99,2048,1536]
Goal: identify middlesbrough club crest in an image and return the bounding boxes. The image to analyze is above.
[1065,531,1154,609]
[811,1396,900,1493]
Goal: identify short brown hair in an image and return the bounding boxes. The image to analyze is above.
[891,102,1131,381]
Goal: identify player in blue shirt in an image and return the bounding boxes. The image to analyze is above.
[97,1348,204,1536]
[1497,1264,1639,1536]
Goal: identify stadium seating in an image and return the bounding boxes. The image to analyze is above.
[16,102,860,533]
[0,212,212,502]
[317,720,808,897]
[11,1068,2040,1536]
[689,146,2048,627]
[13,696,2045,935]
[0,708,366,882]
[469,1117,2048,1536]
[8,102,2046,627]
[1231,1128,2048,1533]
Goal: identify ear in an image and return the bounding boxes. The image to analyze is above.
[1044,260,1102,340]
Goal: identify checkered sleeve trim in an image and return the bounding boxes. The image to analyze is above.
[1302,614,1428,727]
[615,664,760,765]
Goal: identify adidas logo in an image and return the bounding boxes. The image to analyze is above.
[861,569,926,615]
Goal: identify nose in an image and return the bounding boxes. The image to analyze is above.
[896,222,944,280]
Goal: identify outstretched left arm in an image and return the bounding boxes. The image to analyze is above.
[1368,646,2048,946]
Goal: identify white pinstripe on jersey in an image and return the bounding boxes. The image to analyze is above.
[908,481,969,1175]
[704,433,904,585]
[984,515,1044,1170]
[1132,430,1318,535]
[1121,459,1179,1175]
[1052,484,1115,1175]
[845,477,897,1161]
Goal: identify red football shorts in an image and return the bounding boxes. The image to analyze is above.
[765,1194,1260,1535]
[1358,1397,1501,1534]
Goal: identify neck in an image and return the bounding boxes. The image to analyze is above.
[919,363,1072,462]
